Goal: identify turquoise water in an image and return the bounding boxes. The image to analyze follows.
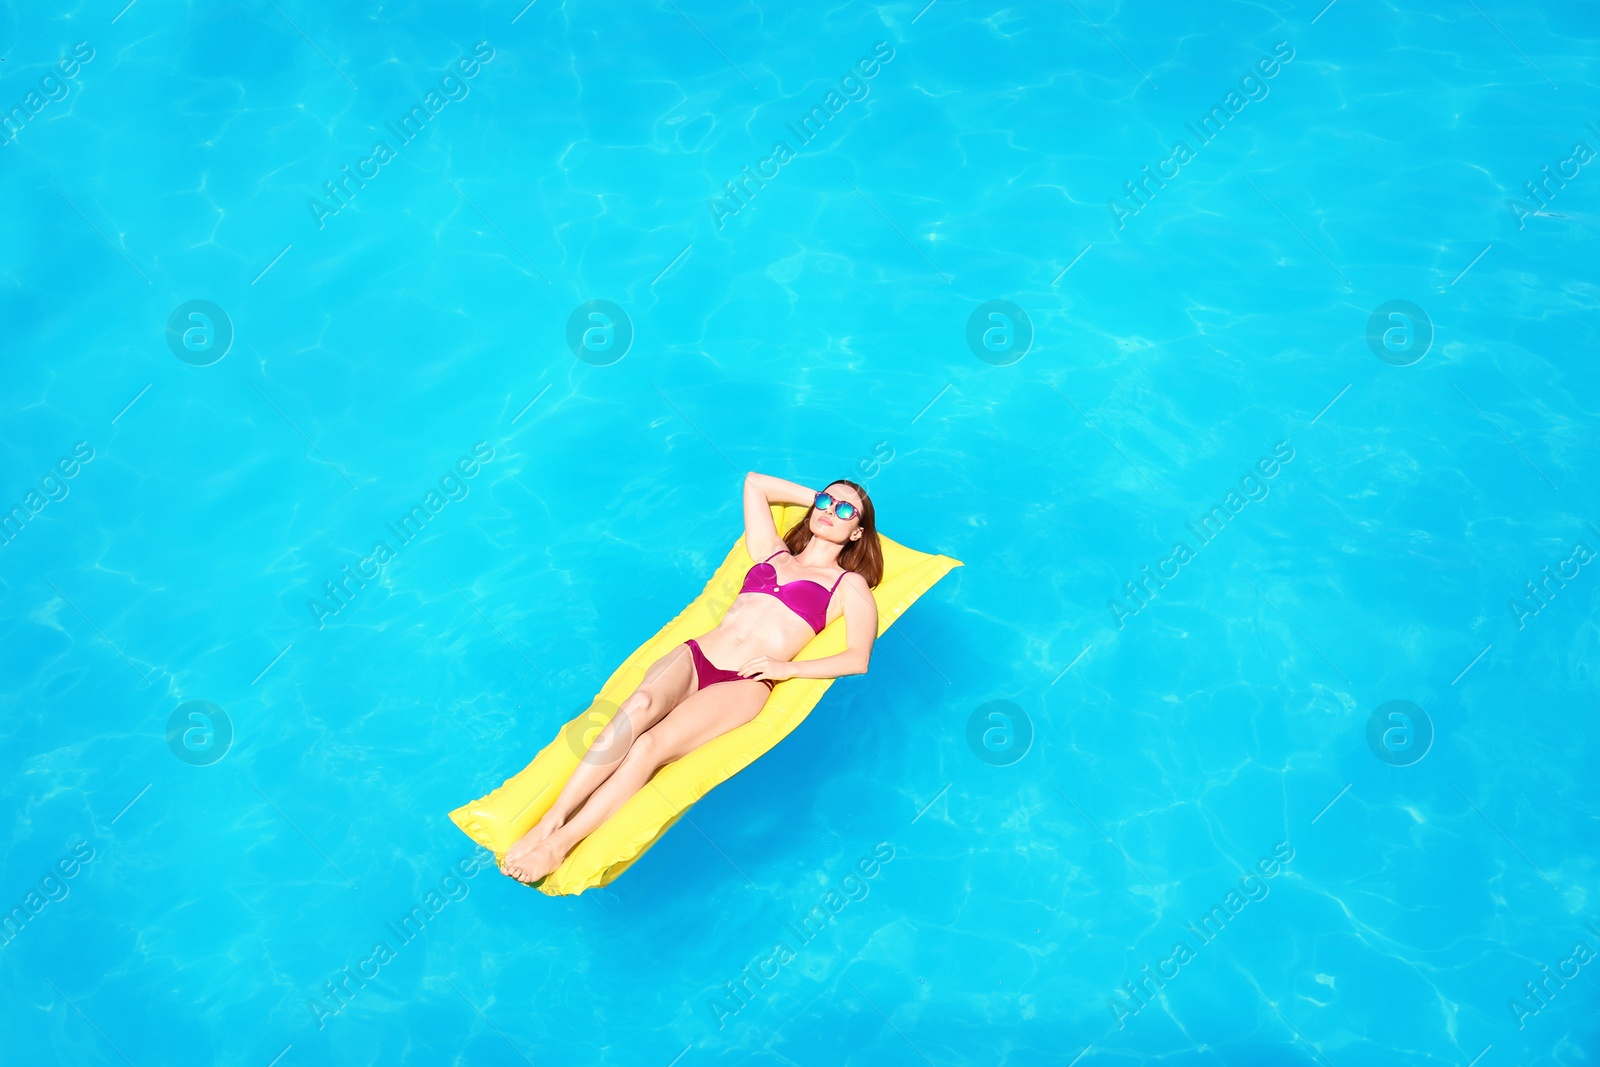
[3,0,1599,1063]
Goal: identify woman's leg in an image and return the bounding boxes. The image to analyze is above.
[501,645,696,875]
[506,676,771,884]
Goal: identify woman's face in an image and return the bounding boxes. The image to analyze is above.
[811,482,864,542]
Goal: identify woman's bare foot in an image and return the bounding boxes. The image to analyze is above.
[501,835,570,886]
[500,814,561,879]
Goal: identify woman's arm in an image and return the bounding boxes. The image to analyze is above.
[743,472,816,560]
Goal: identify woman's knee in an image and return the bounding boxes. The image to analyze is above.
[621,685,657,713]
[623,666,690,729]
[590,697,666,769]
[583,713,636,766]
[622,728,665,770]
[615,688,660,732]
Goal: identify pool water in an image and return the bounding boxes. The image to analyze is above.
[3,1,1599,1064]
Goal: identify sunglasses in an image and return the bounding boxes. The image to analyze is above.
[814,490,859,522]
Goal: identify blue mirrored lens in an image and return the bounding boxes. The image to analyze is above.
[815,491,855,519]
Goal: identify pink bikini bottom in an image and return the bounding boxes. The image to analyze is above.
[683,639,777,692]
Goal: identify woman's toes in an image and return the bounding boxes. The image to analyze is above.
[501,851,539,884]
[497,836,565,885]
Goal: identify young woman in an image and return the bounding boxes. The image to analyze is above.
[499,472,884,885]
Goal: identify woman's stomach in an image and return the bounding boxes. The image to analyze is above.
[698,595,815,664]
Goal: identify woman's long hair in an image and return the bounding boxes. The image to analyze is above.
[780,478,884,588]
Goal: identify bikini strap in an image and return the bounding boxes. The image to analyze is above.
[828,569,848,593]
[763,548,786,563]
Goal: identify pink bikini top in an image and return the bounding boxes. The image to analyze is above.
[740,549,847,634]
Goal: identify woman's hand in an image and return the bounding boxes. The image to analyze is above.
[746,472,818,508]
[738,655,797,683]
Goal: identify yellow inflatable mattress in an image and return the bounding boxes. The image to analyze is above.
[447,502,963,896]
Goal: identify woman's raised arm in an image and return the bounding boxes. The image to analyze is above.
[743,472,814,559]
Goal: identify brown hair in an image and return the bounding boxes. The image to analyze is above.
[780,478,884,588]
